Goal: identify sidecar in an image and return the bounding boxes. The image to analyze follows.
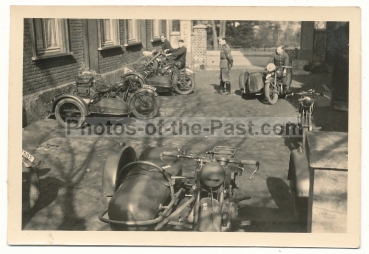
[50,76,159,128]
[98,144,250,231]
[239,67,292,98]
[239,70,265,96]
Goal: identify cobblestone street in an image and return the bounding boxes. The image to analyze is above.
[22,69,347,232]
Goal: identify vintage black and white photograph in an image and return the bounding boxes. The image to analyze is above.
[8,6,361,247]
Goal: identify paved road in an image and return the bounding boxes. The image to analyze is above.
[22,70,347,232]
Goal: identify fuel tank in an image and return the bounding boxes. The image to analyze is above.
[89,97,129,115]
[107,147,182,230]
[145,75,172,92]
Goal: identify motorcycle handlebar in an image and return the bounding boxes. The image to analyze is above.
[161,151,180,157]
[241,160,259,166]
[285,91,331,100]
[162,152,212,162]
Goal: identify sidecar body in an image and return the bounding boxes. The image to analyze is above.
[122,70,172,93]
[239,70,265,95]
[100,145,186,230]
[239,67,292,96]
[51,76,131,117]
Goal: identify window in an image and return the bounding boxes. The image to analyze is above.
[152,19,162,39]
[172,20,180,32]
[30,18,71,60]
[98,19,120,49]
[314,21,326,30]
[127,19,140,43]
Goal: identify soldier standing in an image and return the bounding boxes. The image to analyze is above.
[218,37,233,95]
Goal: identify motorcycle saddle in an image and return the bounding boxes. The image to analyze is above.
[95,84,112,93]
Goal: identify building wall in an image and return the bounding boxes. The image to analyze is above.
[22,18,165,126]
[23,19,85,96]
[325,22,349,69]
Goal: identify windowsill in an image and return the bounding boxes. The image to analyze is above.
[98,45,122,51]
[31,52,73,61]
[123,41,142,47]
[151,38,161,42]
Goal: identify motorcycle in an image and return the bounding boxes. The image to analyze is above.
[22,150,40,213]
[239,63,292,104]
[51,74,159,128]
[99,144,259,231]
[285,89,331,146]
[124,50,196,95]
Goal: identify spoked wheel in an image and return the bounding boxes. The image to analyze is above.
[22,168,40,213]
[174,74,196,95]
[55,98,86,128]
[129,92,159,119]
[264,82,278,104]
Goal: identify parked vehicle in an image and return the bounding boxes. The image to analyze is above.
[239,63,292,104]
[99,144,259,231]
[286,90,332,224]
[51,74,159,128]
[285,89,330,146]
[125,50,196,95]
[22,150,40,213]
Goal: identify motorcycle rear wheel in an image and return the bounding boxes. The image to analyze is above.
[130,92,159,119]
[55,98,86,128]
[264,82,278,104]
[174,74,195,95]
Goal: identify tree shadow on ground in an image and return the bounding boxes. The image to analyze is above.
[237,176,306,233]
[22,176,66,229]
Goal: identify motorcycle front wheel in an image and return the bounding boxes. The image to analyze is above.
[129,92,159,119]
[55,98,86,128]
[174,74,196,95]
[264,82,278,104]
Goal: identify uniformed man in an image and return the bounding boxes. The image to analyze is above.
[218,37,233,95]
[160,34,173,52]
[267,45,291,93]
[165,39,187,69]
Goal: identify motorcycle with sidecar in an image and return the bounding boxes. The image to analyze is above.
[239,63,292,104]
[124,50,196,95]
[98,144,259,231]
[50,74,159,128]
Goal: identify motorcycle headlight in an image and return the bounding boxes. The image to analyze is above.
[266,63,276,72]
[200,162,225,188]
[300,97,315,107]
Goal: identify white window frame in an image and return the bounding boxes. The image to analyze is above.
[98,19,120,50]
[152,19,162,39]
[126,19,140,43]
[30,18,71,60]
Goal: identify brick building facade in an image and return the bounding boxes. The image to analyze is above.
[22,18,166,126]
